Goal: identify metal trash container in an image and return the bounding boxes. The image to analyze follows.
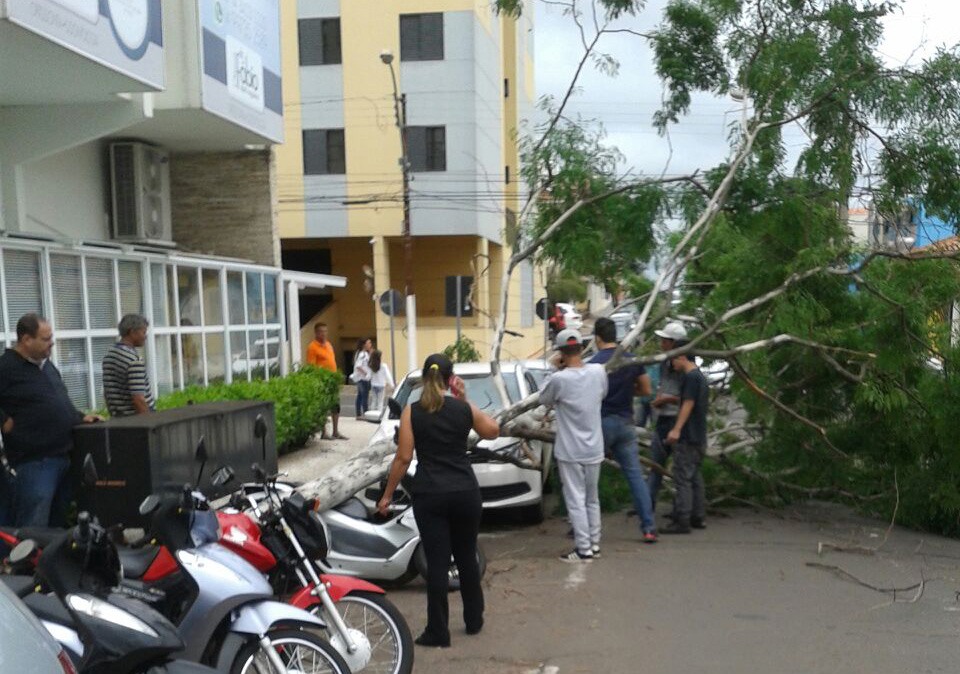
[73,401,278,527]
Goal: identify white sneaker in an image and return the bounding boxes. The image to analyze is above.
[590,544,601,558]
[559,549,594,563]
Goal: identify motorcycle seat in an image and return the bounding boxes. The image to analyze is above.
[118,545,161,580]
[332,497,369,520]
[0,574,37,598]
[22,592,73,627]
[0,526,62,548]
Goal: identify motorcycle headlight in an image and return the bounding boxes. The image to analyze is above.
[67,594,158,638]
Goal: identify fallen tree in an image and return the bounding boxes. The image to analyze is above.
[301,0,960,533]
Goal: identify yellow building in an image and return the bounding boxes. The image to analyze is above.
[276,0,543,377]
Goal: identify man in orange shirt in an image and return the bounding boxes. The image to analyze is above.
[306,322,347,440]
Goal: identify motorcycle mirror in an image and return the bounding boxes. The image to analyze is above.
[9,539,37,566]
[254,414,268,440]
[251,462,266,481]
[211,465,235,488]
[139,494,161,517]
[81,454,99,487]
[387,398,402,420]
[195,436,208,464]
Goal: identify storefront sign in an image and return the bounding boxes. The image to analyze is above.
[4,0,164,88]
[198,0,282,142]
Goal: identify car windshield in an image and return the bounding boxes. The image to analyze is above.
[395,372,521,414]
[525,367,550,390]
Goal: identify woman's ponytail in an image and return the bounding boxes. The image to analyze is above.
[419,354,454,414]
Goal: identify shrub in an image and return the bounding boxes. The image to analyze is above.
[156,366,341,454]
[442,336,483,363]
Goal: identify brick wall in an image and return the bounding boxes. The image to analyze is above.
[169,150,280,267]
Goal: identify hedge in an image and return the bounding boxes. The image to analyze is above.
[156,366,342,454]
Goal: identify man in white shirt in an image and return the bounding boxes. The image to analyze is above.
[539,329,608,562]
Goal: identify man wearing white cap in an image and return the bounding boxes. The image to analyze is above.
[648,322,688,510]
[539,328,608,562]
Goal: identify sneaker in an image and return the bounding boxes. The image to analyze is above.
[590,544,601,557]
[559,549,594,563]
[642,531,659,544]
[691,519,706,530]
[659,523,691,535]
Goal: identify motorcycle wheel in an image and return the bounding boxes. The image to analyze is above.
[309,591,415,674]
[413,543,487,592]
[230,628,350,674]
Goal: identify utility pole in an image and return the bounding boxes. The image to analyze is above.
[381,50,417,373]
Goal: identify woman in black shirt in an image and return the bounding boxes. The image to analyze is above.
[378,354,500,648]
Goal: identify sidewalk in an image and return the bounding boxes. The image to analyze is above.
[278,416,378,484]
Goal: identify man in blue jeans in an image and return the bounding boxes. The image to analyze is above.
[0,313,101,527]
[590,317,658,543]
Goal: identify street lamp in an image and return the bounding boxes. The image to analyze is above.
[380,49,417,373]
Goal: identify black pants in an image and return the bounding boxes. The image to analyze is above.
[412,488,484,640]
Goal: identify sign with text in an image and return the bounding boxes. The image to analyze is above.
[4,0,164,88]
[198,0,282,142]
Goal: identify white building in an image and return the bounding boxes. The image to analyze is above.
[0,0,343,410]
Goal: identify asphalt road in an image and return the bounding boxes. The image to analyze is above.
[383,502,960,674]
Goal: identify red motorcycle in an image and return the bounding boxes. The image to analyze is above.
[217,464,414,674]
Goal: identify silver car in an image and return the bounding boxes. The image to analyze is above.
[0,579,74,673]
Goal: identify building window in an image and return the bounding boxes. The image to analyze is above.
[303,129,346,175]
[298,18,342,65]
[400,13,444,61]
[505,165,511,184]
[445,276,474,317]
[504,78,510,98]
[406,126,446,172]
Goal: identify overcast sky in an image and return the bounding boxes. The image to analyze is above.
[533,0,960,186]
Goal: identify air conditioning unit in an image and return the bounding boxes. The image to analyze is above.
[109,142,172,243]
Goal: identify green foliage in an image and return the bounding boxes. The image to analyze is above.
[156,366,341,454]
[519,103,663,291]
[442,337,483,363]
[546,269,588,303]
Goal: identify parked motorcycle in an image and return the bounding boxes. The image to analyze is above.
[3,456,218,674]
[122,439,352,673]
[219,461,414,674]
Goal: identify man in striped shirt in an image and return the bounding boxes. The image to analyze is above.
[102,314,155,417]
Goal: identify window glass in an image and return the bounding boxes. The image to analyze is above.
[177,268,201,327]
[396,372,519,414]
[4,249,43,322]
[303,129,346,175]
[246,273,263,323]
[228,271,245,325]
[400,13,444,61]
[118,260,144,317]
[181,333,203,385]
[202,269,223,325]
[91,337,116,408]
[230,331,250,380]
[298,18,341,65]
[154,334,175,394]
[205,333,226,384]
[151,263,169,327]
[249,330,268,380]
[264,275,278,323]
[50,254,84,330]
[55,338,89,410]
[406,126,445,172]
[86,257,117,329]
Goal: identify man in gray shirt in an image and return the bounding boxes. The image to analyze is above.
[540,329,608,562]
[648,322,688,509]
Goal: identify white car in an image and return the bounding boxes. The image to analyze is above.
[231,336,280,376]
[556,302,583,331]
[696,356,733,390]
[364,362,552,522]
